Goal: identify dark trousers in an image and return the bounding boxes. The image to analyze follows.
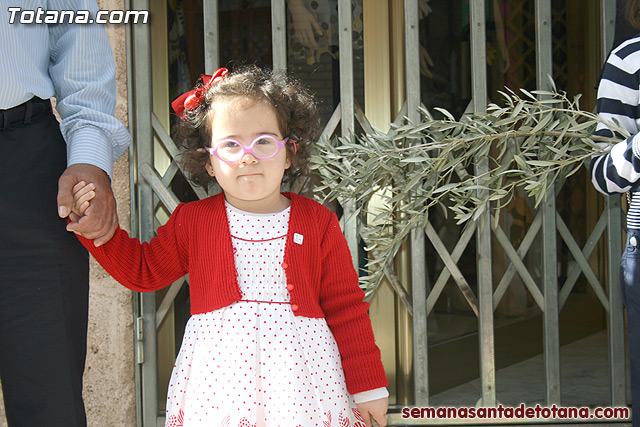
[0,101,89,426]
[621,229,640,427]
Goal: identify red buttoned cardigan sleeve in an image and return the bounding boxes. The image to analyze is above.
[314,209,388,395]
[76,203,189,292]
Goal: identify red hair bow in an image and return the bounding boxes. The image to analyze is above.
[171,68,229,120]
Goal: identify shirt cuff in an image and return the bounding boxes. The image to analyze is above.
[352,387,389,404]
[67,126,114,178]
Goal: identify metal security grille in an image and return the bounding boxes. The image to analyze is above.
[126,1,628,426]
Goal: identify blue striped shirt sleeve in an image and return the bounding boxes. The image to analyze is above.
[47,0,131,178]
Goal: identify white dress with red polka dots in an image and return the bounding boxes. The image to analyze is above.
[165,203,368,427]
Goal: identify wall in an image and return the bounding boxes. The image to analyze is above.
[82,0,137,423]
[0,0,136,425]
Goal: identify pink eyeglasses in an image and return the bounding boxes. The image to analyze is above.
[206,135,297,163]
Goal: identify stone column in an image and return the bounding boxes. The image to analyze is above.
[80,0,137,425]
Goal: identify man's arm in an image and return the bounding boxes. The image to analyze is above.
[48,0,132,245]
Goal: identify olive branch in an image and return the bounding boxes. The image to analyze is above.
[310,86,624,294]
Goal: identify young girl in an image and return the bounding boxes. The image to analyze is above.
[71,66,389,427]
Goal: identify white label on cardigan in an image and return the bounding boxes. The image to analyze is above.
[294,233,304,245]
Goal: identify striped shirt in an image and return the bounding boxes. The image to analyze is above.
[0,0,131,178]
[591,35,640,229]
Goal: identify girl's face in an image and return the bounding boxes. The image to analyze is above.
[207,97,292,213]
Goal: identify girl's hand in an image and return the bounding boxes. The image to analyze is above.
[69,181,96,222]
[357,397,388,427]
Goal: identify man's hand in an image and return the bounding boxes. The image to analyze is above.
[58,163,118,246]
[357,397,388,427]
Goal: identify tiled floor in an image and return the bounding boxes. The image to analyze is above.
[429,331,632,425]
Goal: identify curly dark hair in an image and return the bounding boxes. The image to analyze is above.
[176,65,320,188]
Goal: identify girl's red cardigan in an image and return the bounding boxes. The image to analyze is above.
[77,192,388,394]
